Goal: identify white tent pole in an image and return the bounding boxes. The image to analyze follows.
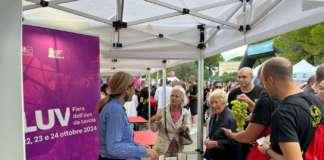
[104,53,199,60]
[123,37,158,47]
[128,12,182,26]
[162,60,167,108]
[49,4,113,25]
[164,36,196,47]
[144,0,181,11]
[147,68,151,130]
[144,0,239,29]
[23,4,42,11]
[197,50,204,160]
[125,27,197,48]
[205,25,236,30]
[243,0,247,34]
[122,36,196,48]
[124,27,197,48]
[116,0,124,21]
[166,27,196,37]
[156,71,159,88]
[190,12,239,30]
[205,3,242,44]
[251,0,282,27]
[108,14,116,21]
[145,0,239,29]
[23,0,77,11]
[191,0,239,12]
[129,0,239,26]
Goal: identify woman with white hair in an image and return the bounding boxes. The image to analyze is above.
[150,86,192,157]
[204,89,240,160]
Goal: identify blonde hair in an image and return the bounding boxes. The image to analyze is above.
[208,89,227,105]
[97,71,133,113]
[171,86,186,107]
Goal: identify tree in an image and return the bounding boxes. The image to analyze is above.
[170,62,198,82]
[273,23,324,65]
[221,72,237,82]
[204,54,224,80]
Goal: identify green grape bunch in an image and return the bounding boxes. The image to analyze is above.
[230,100,249,132]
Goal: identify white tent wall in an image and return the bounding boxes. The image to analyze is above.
[0,1,25,160]
[100,58,193,76]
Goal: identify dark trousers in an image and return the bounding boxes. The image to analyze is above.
[98,155,125,160]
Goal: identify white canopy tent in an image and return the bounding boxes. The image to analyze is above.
[1,0,320,159]
[221,44,247,61]
[293,59,316,81]
[23,0,324,62]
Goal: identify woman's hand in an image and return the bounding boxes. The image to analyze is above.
[150,114,162,123]
[178,124,188,133]
[146,148,159,159]
[204,139,218,149]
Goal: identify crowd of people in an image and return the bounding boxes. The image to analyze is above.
[97,57,324,160]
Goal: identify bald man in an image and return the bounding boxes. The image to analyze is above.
[257,57,323,160]
[227,67,263,160]
[228,67,262,111]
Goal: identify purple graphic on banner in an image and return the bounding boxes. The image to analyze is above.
[23,25,100,160]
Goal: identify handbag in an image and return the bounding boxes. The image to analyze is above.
[178,111,193,145]
[164,108,193,145]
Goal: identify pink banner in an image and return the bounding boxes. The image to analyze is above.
[23,25,100,160]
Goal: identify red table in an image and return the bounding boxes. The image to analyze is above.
[128,116,147,123]
[133,130,158,146]
[128,116,147,131]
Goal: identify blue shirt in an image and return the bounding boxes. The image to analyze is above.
[99,98,147,159]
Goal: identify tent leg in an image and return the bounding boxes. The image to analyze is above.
[197,50,204,160]
[147,68,151,130]
[162,60,167,108]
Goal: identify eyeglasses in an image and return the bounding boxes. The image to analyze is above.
[238,76,247,79]
[214,86,222,89]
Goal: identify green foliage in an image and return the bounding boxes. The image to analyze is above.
[273,23,324,65]
[221,72,237,82]
[170,62,198,82]
[231,56,243,62]
[205,54,224,68]
[204,54,224,80]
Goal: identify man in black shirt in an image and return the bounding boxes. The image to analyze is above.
[258,57,324,160]
[226,67,262,160]
[224,78,279,144]
[228,67,262,112]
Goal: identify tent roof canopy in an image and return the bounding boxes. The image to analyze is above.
[293,59,316,73]
[22,0,324,76]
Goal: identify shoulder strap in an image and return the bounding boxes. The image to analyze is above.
[285,95,320,152]
[286,95,323,124]
[164,107,170,140]
[182,108,186,124]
